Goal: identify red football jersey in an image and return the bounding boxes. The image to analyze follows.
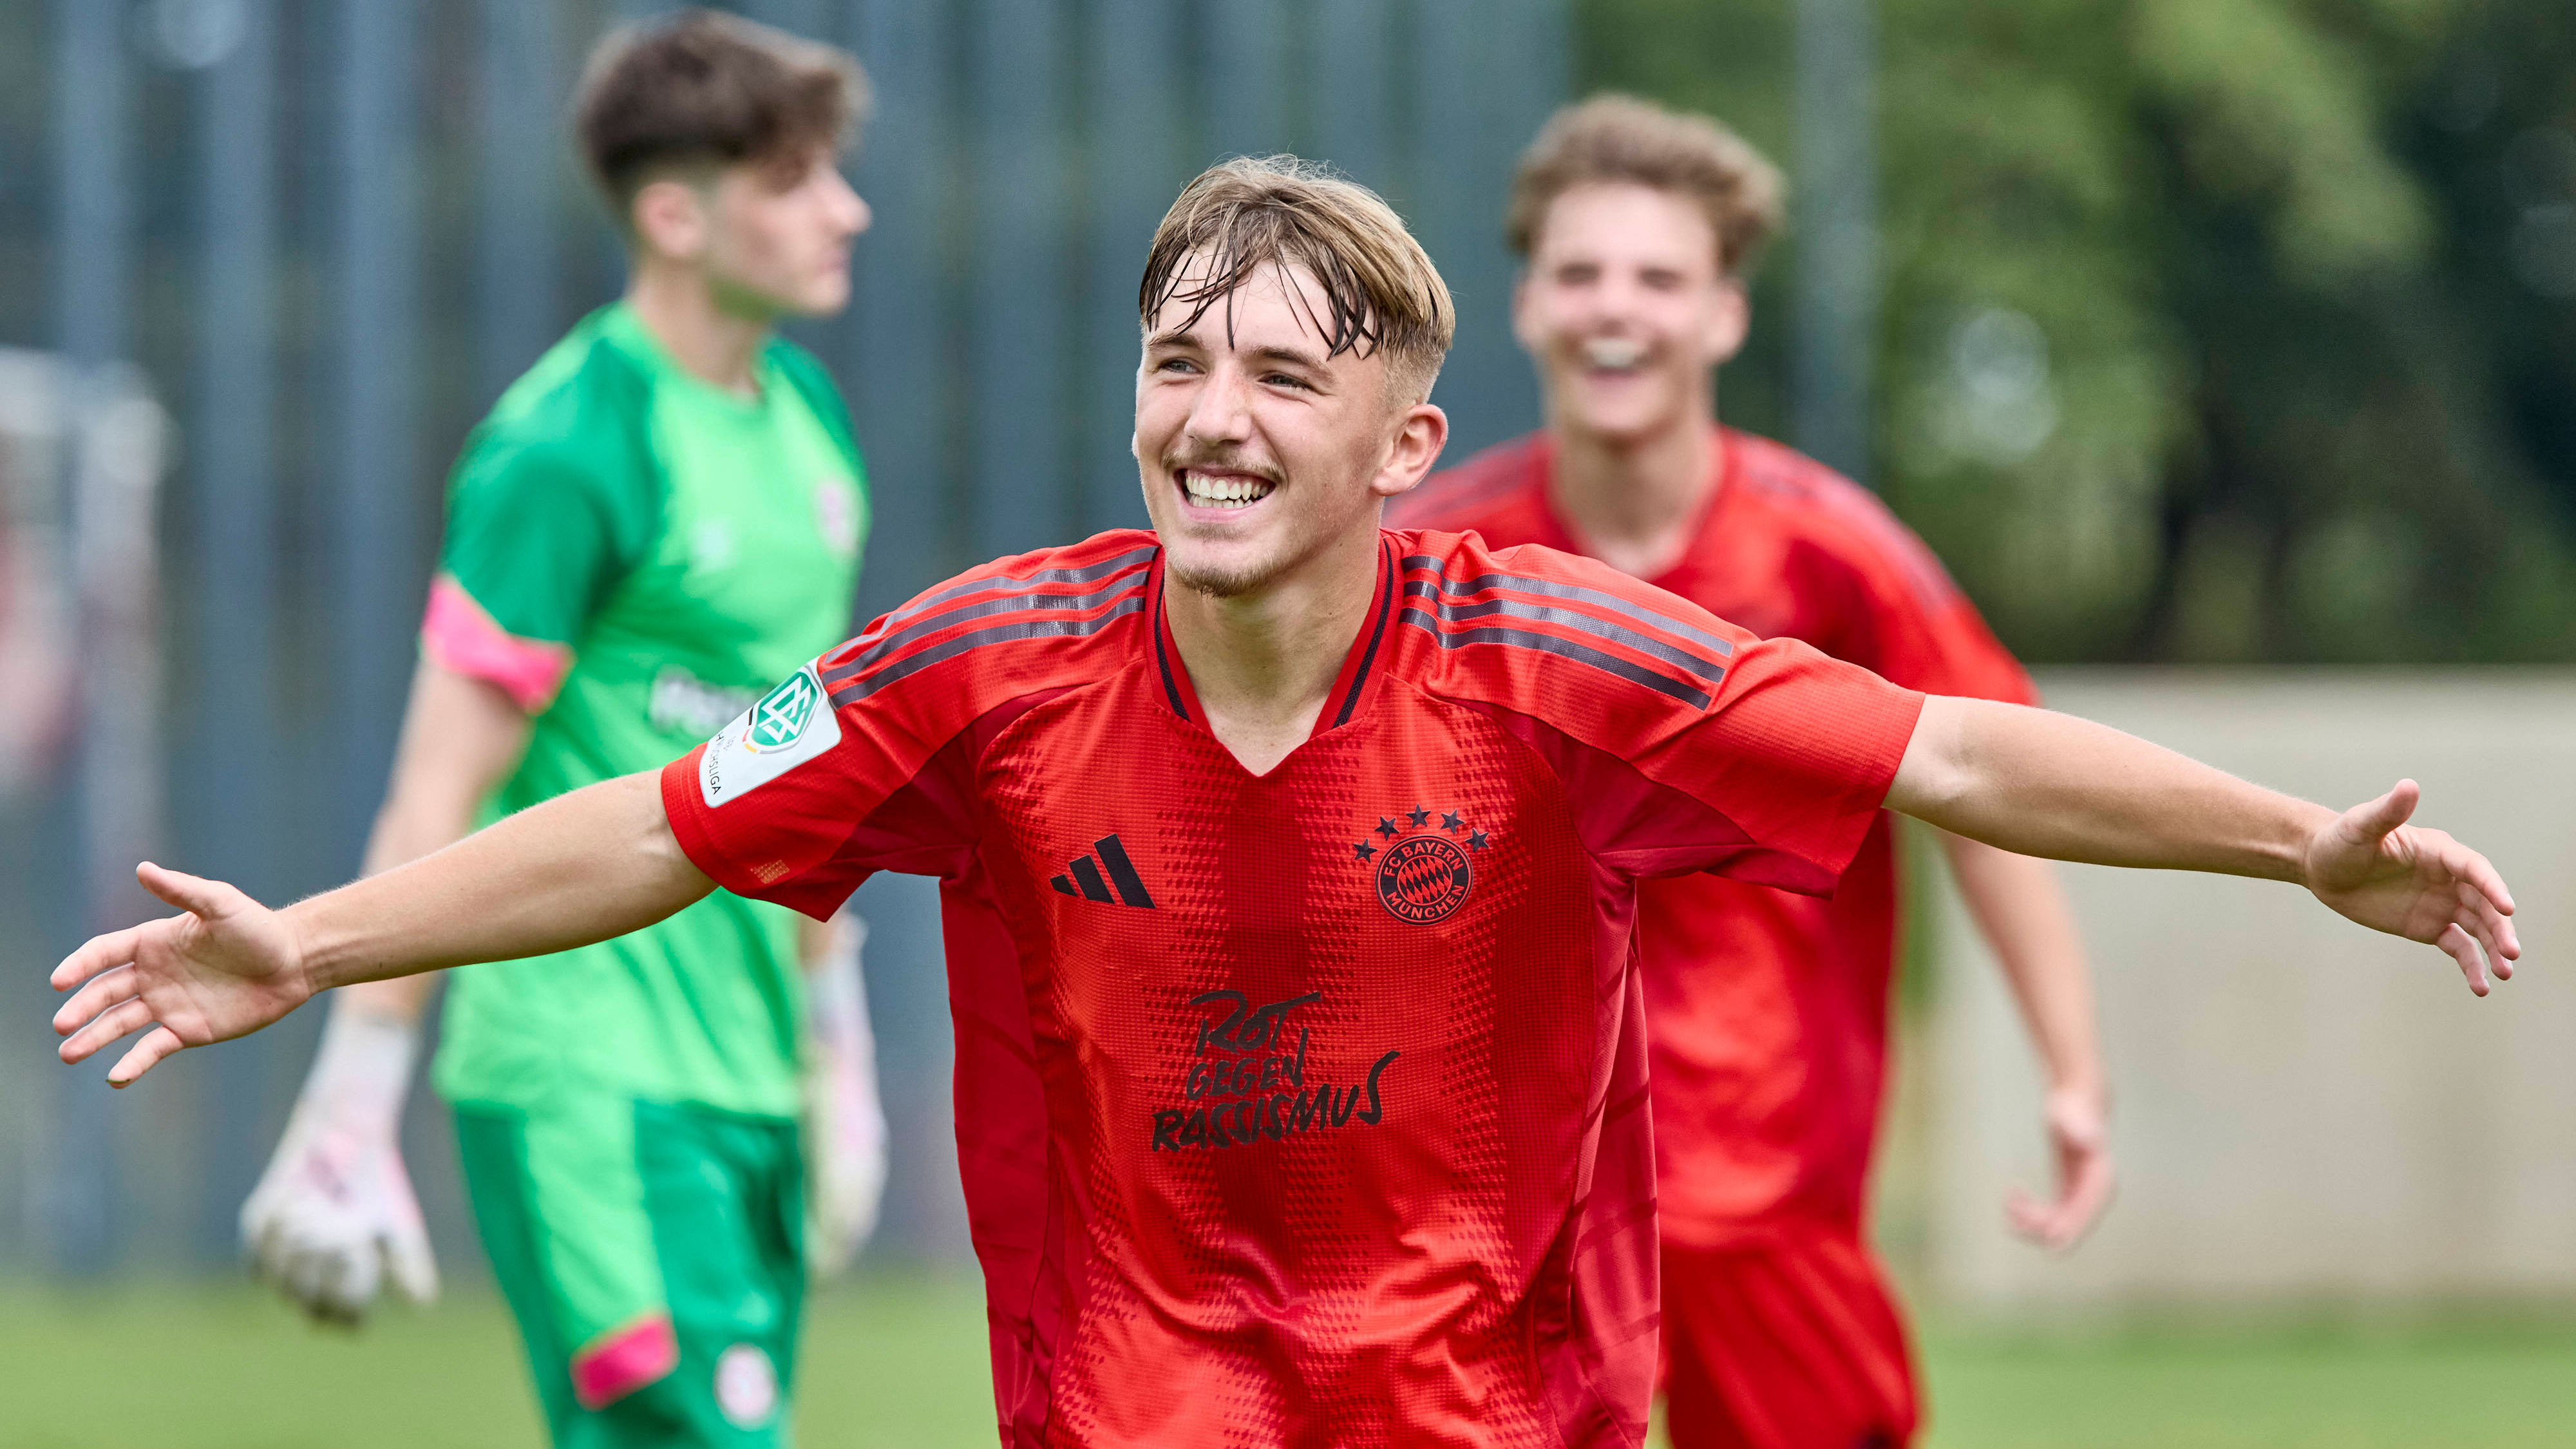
[661,527,1922,1448]
[1392,430,2036,1249]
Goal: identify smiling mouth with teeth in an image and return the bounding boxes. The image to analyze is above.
[1180,469,1278,510]
[1582,337,1646,372]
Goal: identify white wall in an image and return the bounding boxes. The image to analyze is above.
[1928,670,2576,1308]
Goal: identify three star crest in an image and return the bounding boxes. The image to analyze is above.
[1352,805,1490,862]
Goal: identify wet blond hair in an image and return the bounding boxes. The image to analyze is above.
[1140,156,1455,404]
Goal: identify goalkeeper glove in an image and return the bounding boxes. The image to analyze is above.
[803,913,889,1279]
[240,1005,438,1324]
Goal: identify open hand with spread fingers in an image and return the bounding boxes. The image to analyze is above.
[2304,780,2520,995]
[52,862,315,1085]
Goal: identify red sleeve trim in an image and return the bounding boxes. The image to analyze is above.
[660,745,797,904]
[419,573,571,713]
[1789,679,1924,887]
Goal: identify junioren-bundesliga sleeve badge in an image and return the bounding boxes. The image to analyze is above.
[699,663,842,807]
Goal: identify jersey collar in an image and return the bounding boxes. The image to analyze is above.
[1149,536,1400,741]
[1149,560,1203,723]
[598,301,775,415]
[1316,538,1400,734]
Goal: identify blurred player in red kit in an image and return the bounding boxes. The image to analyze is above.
[1396,97,2114,1449]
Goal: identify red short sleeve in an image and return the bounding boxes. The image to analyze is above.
[659,532,1160,918]
[660,660,923,919]
[1665,634,1924,886]
[1399,531,1924,896]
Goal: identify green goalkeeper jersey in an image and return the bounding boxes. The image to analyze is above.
[426,302,867,1119]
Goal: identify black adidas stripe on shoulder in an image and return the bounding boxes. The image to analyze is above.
[875,544,1158,632]
[1397,554,1730,708]
[822,546,1154,706]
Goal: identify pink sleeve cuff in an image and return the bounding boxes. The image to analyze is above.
[571,1311,680,1408]
[420,574,573,713]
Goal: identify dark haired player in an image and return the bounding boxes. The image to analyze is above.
[59,157,2515,1449]
[1393,95,2103,1448]
[232,12,884,1445]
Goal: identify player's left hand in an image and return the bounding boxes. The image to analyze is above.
[52,862,316,1084]
[2302,781,2519,996]
[2005,1083,2114,1251]
[802,914,888,1279]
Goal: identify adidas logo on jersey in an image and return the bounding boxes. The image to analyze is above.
[1049,834,1156,909]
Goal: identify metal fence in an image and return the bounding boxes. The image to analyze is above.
[0,0,1567,1274]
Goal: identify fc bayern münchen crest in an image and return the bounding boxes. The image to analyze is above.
[1352,803,1489,925]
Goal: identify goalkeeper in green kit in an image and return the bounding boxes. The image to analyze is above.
[238,14,887,1444]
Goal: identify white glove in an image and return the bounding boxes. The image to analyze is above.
[240,1005,439,1323]
[803,913,890,1279]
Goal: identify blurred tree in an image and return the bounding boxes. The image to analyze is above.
[1579,0,2576,663]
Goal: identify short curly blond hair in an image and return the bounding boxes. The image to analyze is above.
[1506,94,1785,279]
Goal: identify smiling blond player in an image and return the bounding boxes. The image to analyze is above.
[57,156,2516,1449]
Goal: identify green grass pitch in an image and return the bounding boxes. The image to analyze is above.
[3,1276,2571,1447]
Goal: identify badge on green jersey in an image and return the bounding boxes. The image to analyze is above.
[699,663,842,808]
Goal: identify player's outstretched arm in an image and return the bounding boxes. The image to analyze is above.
[1885,695,2520,994]
[52,770,712,1085]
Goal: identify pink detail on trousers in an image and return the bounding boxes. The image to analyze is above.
[571,1311,680,1408]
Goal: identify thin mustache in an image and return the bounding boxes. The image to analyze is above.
[1162,452,1283,487]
